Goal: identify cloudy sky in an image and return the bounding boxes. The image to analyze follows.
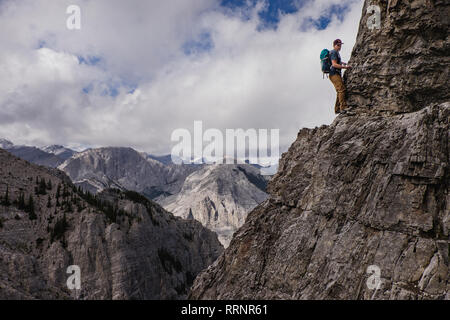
[0,0,364,156]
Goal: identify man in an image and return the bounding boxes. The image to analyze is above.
[329,39,351,114]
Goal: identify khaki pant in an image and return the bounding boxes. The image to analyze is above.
[329,74,347,113]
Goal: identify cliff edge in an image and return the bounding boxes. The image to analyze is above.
[189,0,449,300]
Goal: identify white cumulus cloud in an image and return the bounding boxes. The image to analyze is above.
[0,0,364,156]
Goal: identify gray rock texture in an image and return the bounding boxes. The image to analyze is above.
[161,164,269,247]
[60,147,269,247]
[58,147,198,199]
[190,103,449,300]
[344,0,449,113]
[0,149,223,299]
[189,0,449,300]
[42,145,77,161]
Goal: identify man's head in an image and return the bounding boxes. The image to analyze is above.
[333,39,344,51]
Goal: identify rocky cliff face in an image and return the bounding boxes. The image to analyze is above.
[344,0,449,113]
[190,104,449,299]
[161,164,269,247]
[189,0,449,300]
[0,149,223,299]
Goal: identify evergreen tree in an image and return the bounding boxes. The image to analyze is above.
[51,213,68,242]
[63,184,69,198]
[47,195,52,208]
[66,201,73,213]
[46,179,52,190]
[56,184,61,199]
[38,178,47,195]
[2,185,10,206]
[27,195,37,220]
[17,192,25,210]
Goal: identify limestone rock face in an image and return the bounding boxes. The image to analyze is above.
[189,1,449,300]
[0,149,223,299]
[190,103,449,300]
[161,164,269,247]
[344,0,449,113]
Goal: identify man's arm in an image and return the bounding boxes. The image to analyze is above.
[332,60,350,69]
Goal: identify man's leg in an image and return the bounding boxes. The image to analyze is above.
[330,74,347,111]
[334,96,340,114]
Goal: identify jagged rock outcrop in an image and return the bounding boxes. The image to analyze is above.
[0,149,223,299]
[161,164,269,247]
[344,0,449,113]
[189,1,449,300]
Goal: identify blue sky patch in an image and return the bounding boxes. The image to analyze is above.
[78,55,102,66]
[82,83,93,94]
[220,0,303,29]
[220,0,354,31]
[82,80,137,97]
[301,3,350,31]
[37,40,47,49]
[182,32,214,56]
[102,85,119,97]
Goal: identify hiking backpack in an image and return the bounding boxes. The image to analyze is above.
[320,49,331,78]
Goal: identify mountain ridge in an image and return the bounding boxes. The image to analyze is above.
[0,148,223,299]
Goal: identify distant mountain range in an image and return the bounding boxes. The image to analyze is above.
[0,139,67,168]
[42,145,77,161]
[0,139,271,246]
